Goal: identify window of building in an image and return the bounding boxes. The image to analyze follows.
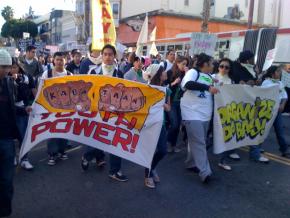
[184,0,189,6]
[112,3,120,19]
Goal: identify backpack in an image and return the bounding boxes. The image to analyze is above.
[47,69,71,78]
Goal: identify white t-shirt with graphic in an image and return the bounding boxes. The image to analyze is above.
[181,69,214,121]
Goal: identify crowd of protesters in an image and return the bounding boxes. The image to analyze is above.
[0,43,289,217]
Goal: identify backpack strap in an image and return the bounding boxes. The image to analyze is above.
[163,61,168,71]
[47,69,53,78]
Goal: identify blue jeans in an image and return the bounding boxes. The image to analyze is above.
[249,145,262,160]
[0,139,15,217]
[16,115,29,160]
[145,125,167,177]
[167,102,181,147]
[273,112,288,154]
[83,146,105,162]
[47,139,67,156]
[109,154,122,175]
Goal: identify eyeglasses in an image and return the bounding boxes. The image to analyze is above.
[219,65,230,70]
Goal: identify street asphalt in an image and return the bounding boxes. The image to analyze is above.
[9,116,290,218]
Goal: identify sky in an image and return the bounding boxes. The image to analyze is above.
[0,0,75,29]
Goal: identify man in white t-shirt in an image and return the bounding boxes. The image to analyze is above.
[41,52,71,79]
[160,49,175,72]
[41,52,71,166]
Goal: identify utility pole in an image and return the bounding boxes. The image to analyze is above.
[201,0,211,33]
[247,0,255,29]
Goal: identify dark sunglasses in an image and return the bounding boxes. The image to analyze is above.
[219,65,230,70]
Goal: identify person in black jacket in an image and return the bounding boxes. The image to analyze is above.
[66,49,82,74]
[231,50,269,163]
[0,49,25,217]
[166,56,188,153]
[9,57,36,170]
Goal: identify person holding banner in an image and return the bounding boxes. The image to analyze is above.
[232,50,269,163]
[81,44,128,182]
[262,66,289,157]
[0,49,17,217]
[41,52,72,166]
[180,53,219,184]
[143,64,170,188]
[212,58,241,171]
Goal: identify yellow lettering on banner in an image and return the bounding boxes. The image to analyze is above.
[217,98,276,143]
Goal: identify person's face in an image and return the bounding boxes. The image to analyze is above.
[157,54,161,61]
[0,65,11,78]
[11,64,20,75]
[160,70,168,83]
[47,56,53,63]
[203,60,214,73]
[73,53,82,64]
[218,61,230,75]
[53,56,65,69]
[167,51,175,62]
[133,60,142,70]
[247,57,255,65]
[102,48,115,65]
[27,49,36,59]
[177,60,188,72]
[274,69,282,80]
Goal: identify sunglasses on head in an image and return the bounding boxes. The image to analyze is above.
[219,65,230,70]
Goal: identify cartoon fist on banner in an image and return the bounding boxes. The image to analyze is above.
[43,80,93,111]
[99,83,145,112]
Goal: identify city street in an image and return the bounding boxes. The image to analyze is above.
[11,116,290,218]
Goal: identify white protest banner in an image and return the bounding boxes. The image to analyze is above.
[262,48,276,71]
[20,75,165,168]
[189,32,217,56]
[281,70,290,88]
[213,84,280,154]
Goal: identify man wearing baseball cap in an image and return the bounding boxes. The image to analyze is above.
[0,49,17,217]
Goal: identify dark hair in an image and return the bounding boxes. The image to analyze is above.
[26,45,36,52]
[170,56,188,82]
[101,44,117,56]
[133,56,140,63]
[218,58,233,76]
[53,52,64,59]
[166,49,175,56]
[11,57,25,74]
[196,53,212,70]
[262,66,280,80]
[128,52,136,64]
[150,66,165,86]
[71,49,81,57]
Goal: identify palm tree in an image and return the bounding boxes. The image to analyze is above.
[1,6,14,21]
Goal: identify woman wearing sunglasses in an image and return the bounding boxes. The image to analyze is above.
[213,58,241,171]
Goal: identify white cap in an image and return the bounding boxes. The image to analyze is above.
[0,49,12,66]
[143,64,162,82]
